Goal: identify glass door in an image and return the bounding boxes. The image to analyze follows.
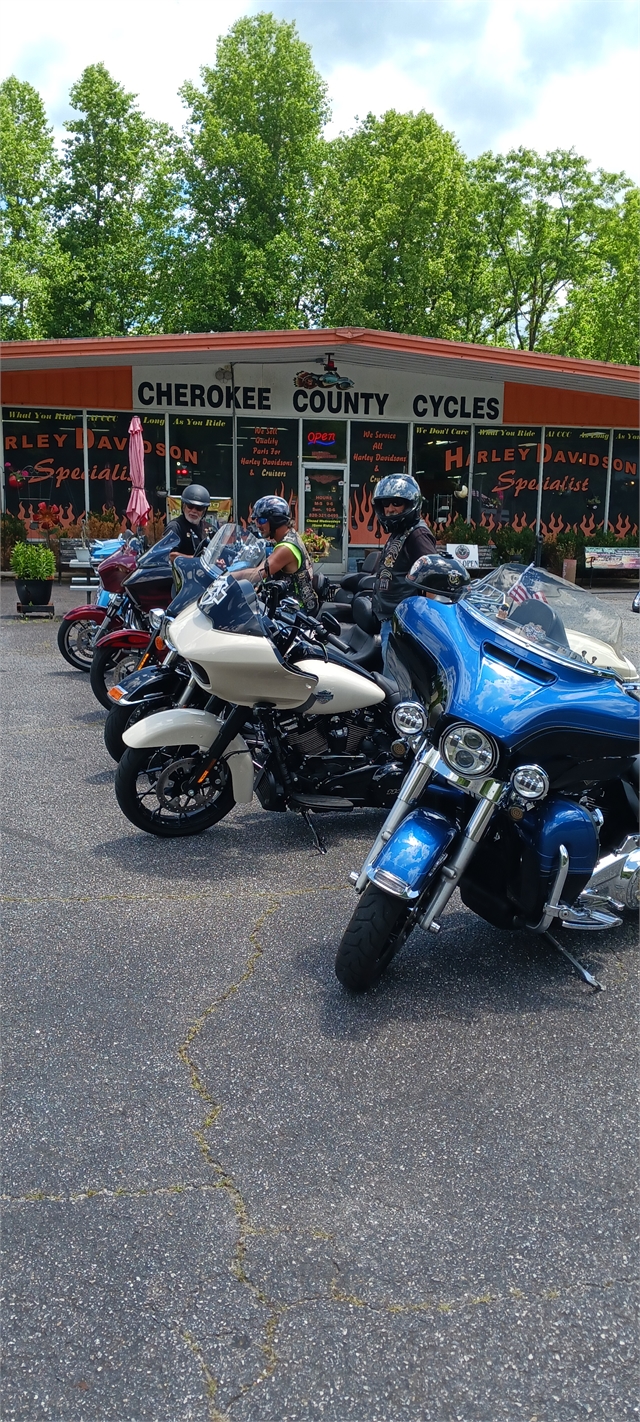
[302,463,348,574]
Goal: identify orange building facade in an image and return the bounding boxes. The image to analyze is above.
[2,327,637,570]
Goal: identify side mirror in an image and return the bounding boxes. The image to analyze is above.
[320,610,342,636]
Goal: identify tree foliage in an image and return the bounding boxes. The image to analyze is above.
[177,12,329,330]
[50,63,178,337]
[0,12,638,363]
[0,77,65,338]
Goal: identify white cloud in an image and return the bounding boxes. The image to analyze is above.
[494,48,640,177]
[1,0,248,134]
[2,0,638,179]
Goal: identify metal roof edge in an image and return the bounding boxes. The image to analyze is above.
[1,326,638,386]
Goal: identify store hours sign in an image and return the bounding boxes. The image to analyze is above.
[133,360,503,425]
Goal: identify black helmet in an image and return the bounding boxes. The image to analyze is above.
[252,495,291,535]
[406,552,470,600]
[180,484,210,510]
[373,474,422,533]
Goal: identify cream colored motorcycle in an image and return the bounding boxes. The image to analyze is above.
[114,570,412,847]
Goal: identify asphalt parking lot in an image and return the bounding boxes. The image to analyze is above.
[1,582,638,1422]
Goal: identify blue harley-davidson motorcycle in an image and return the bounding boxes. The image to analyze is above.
[336,560,639,992]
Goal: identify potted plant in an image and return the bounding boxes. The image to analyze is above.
[10,541,56,605]
[301,529,333,562]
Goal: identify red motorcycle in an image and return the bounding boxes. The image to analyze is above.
[57,540,140,671]
[87,530,182,707]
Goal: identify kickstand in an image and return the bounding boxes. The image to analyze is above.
[544,930,604,992]
[301,809,327,855]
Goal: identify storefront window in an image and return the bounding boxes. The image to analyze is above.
[168,414,233,521]
[302,419,347,463]
[413,425,471,530]
[3,407,85,526]
[236,419,299,526]
[608,431,639,538]
[539,429,609,537]
[349,421,408,545]
[471,426,541,533]
[87,411,166,521]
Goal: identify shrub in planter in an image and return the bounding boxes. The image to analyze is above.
[300,529,332,561]
[444,516,491,546]
[492,525,537,564]
[10,541,56,604]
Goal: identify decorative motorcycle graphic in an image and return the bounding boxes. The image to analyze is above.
[294,353,355,392]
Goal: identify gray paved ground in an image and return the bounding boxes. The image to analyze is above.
[1,583,638,1421]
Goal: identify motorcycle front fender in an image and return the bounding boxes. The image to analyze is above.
[122,708,253,804]
[62,604,110,625]
[95,628,150,651]
[110,663,184,704]
[367,809,457,900]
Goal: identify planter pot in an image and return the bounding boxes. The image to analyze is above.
[562,558,577,584]
[15,578,53,606]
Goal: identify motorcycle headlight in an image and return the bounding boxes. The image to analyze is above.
[510,765,549,801]
[392,701,429,738]
[440,723,498,777]
[148,608,164,632]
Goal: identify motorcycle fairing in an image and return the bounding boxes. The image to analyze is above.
[167,604,319,710]
[367,809,457,899]
[395,597,639,751]
[122,709,253,804]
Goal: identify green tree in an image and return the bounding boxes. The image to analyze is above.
[51,63,178,336]
[541,187,639,364]
[468,147,631,351]
[0,76,66,339]
[178,12,329,330]
[312,110,482,336]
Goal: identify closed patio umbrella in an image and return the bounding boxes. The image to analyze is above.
[126,415,151,529]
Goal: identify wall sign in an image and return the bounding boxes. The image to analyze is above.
[133,359,504,424]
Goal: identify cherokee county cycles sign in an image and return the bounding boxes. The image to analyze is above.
[133,362,504,424]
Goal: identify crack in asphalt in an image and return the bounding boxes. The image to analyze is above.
[176,895,287,1416]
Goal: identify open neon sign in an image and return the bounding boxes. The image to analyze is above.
[306,430,336,447]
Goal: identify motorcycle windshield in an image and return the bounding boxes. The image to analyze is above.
[201,523,267,574]
[198,573,265,638]
[461,564,637,679]
[135,527,182,567]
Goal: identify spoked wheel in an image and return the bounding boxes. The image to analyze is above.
[57,614,103,671]
[115,745,235,836]
[104,700,171,763]
[335,883,413,991]
[90,643,143,709]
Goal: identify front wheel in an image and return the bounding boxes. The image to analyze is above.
[115,745,235,837]
[57,613,104,670]
[335,883,412,991]
[90,642,144,709]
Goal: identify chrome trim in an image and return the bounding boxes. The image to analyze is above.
[527,844,570,933]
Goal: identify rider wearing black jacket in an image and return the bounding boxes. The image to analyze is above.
[371,475,436,688]
[166,484,210,558]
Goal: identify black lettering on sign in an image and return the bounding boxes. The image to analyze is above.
[190,384,205,407]
[207,385,223,408]
[138,382,154,406]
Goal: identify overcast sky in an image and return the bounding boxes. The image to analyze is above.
[3,0,639,179]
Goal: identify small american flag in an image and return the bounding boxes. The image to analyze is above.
[508,569,548,605]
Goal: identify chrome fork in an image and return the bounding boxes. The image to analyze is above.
[352,743,441,892]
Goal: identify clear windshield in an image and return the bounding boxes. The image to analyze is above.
[201,522,267,574]
[462,564,637,679]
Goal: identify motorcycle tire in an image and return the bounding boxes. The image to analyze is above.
[57,614,103,671]
[335,883,411,991]
[115,745,235,837]
[104,700,171,763]
[90,642,144,709]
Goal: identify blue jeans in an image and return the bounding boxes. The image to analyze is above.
[380,619,392,674]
